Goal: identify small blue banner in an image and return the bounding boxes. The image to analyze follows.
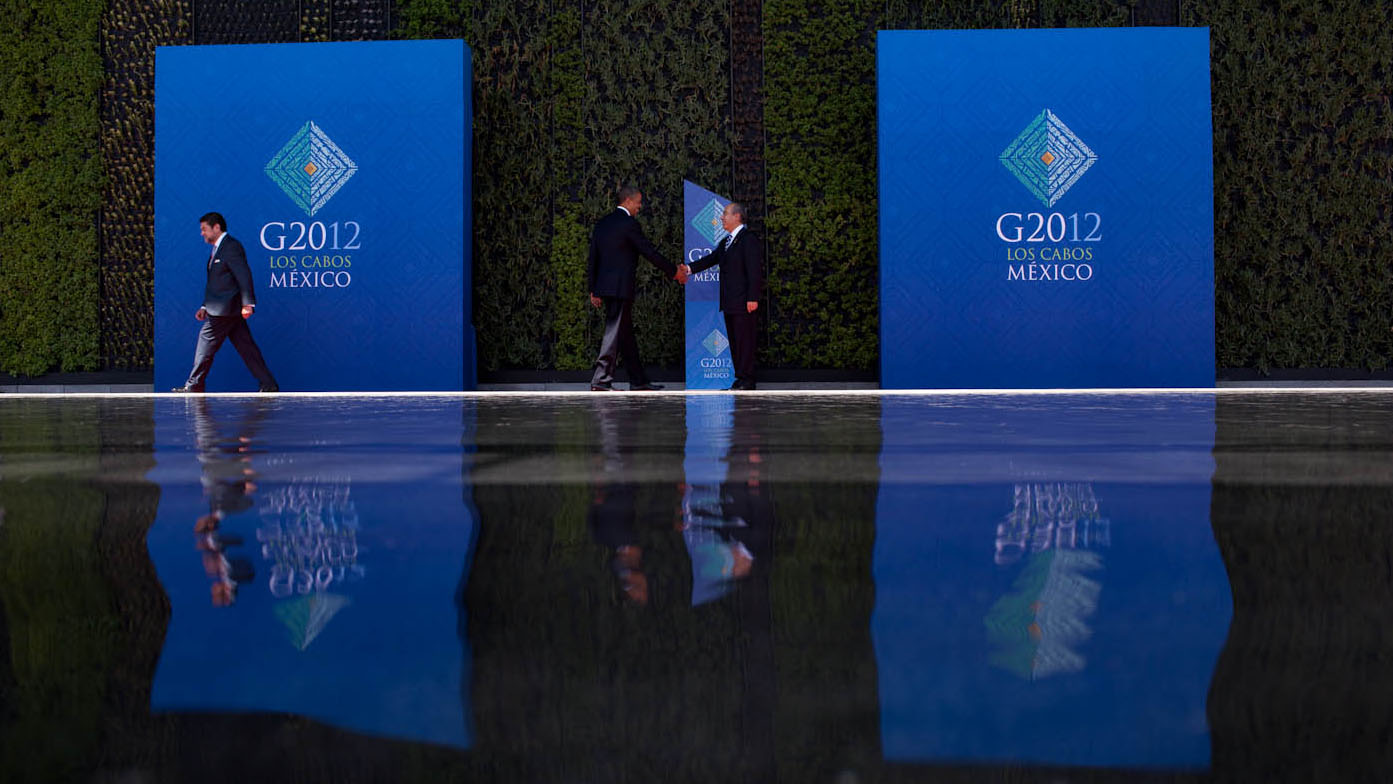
[683,180,733,390]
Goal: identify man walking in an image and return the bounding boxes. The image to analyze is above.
[173,212,279,393]
[587,186,686,391]
[681,202,764,390]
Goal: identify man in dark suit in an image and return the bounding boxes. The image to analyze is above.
[680,202,764,390]
[588,186,687,391]
[173,212,279,393]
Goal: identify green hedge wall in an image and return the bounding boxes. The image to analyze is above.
[1188,1,1393,370]
[0,0,103,376]
[401,0,729,371]
[394,0,1393,373]
[7,0,1393,374]
[99,0,190,370]
[762,0,880,370]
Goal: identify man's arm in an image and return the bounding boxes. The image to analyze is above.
[625,220,677,278]
[223,239,257,310]
[587,230,604,306]
[687,244,722,276]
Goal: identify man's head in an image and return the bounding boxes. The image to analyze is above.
[721,202,745,233]
[199,212,227,244]
[617,186,643,216]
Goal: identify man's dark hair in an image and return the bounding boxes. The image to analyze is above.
[200,212,227,231]
[727,202,746,220]
[617,186,641,203]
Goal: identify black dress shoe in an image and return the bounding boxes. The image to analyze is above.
[590,384,613,391]
[259,384,280,393]
[630,382,665,391]
[171,385,204,393]
[727,381,756,391]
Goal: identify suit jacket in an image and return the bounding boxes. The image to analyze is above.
[203,235,257,317]
[687,227,764,313]
[587,208,677,299]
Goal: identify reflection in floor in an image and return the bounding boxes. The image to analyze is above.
[0,393,1390,782]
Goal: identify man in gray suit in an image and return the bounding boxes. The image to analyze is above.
[586,186,687,391]
[173,212,279,393]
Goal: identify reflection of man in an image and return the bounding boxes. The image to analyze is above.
[173,211,279,393]
[681,203,764,390]
[190,399,266,606]
[191,398,264,528]
[198,531,256,607]
[588,398,650,604]
[587,186,687,392]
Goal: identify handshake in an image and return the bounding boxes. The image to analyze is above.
[588,263,697,310]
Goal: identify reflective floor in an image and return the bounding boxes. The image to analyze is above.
[1,392,1391,782]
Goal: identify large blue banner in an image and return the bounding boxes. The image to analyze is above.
[154,41,473,392]
[683,180,733,390]
[878,29,1214,388]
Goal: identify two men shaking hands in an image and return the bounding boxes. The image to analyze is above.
[587,187,764,392]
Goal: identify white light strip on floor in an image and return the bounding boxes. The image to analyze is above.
[5,387,1393,398]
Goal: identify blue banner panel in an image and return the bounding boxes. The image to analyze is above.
[878,29,1214,388]
[146,399,477,748]
[155,40,473,391]
[873,396,1230,769]
[683,180,733,389]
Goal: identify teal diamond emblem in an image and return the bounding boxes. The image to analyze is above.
[701,329,729,356]
[1000,110,1097,207]
[265,122,358,216]
[690,198,729,245]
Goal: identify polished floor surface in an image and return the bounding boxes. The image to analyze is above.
[0,392,1390,782]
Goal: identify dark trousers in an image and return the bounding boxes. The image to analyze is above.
[185,315,277,391]
[591,297,650,387]
[724,310,758,386]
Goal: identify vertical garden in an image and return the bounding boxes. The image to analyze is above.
[2,0,1391,376]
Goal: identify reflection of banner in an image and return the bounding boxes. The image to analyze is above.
[681,395,739,604]
[872,396,1231,769]
[878,29,1214,388]
[683,180,733,389]
[986,484,1109,680]
[147,400,478,749]
[153,40,474,391]
[257,477,362,649]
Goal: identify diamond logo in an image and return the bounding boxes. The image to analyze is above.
[1000,110,1097,207]
[701,329,729,356]
[690,198,730,245]
[265,122,358,216]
